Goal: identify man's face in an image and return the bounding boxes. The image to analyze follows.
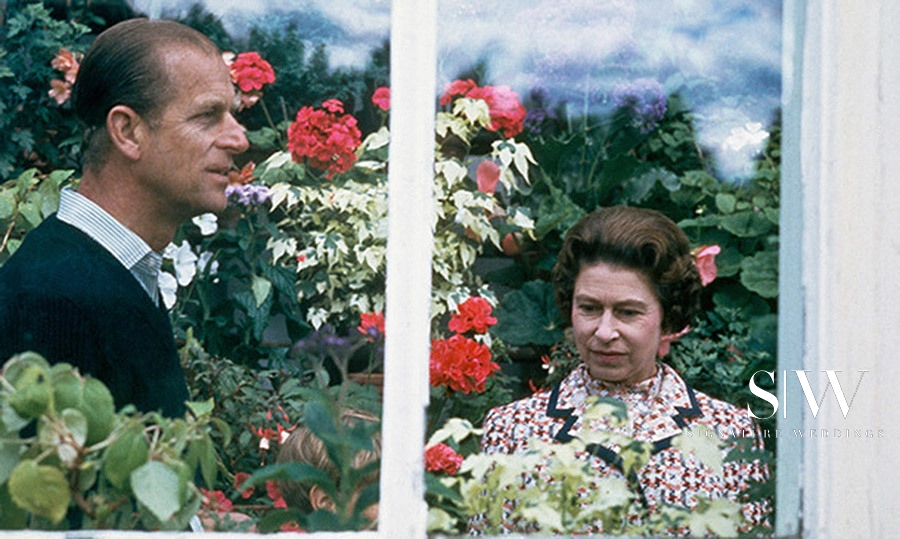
[136,47,248,223]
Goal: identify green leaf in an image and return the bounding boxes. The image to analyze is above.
[251,274,273,308]
[131,461,182,521]
[719,210,774,238]
[673,427,724,475]
[715,193,737,214]
[104,424,149,490]
[185,436,216,489]
[740,250,779,298]
[8,460,71,524]
[185,399,214,418]
[492,280,564,346]
[0,191,15,220]
[81,378,116,445]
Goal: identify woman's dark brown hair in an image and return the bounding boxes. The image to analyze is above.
[71,18,222,170]
[551,205,702,333]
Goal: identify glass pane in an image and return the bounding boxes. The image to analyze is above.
[427,1,782,535]
[1,0,391,532]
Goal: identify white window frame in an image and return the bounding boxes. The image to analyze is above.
[12,1,900,537]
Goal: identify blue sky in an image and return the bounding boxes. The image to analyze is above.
[132,0,781,179]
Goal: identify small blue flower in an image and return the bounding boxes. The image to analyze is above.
[226,184,272,207]
[612,78,667,133]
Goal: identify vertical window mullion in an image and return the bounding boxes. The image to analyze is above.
[379,1,437,537]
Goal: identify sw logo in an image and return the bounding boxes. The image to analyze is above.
[747,370,868,419]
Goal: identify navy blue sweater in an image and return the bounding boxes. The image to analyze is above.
[0,215,189,417]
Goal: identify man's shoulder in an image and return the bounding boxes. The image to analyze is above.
[0,217,146,308]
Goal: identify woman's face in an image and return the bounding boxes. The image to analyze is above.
[571,261,664,385]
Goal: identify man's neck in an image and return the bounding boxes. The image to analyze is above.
[76,174,177,252]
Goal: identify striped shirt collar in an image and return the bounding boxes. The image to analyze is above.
[57,187,162,303]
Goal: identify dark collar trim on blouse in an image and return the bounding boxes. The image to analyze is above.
[547,374,705,507]
[547,376,703,464]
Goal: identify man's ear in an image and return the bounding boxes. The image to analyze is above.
[308,485,335,511]
[106,104,146,161]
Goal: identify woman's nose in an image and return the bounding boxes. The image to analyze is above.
[594,312,620,341]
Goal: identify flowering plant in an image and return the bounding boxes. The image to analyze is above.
[260,82,536,334]
[425,399,753,536]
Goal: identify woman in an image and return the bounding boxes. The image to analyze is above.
[479,206,769,534]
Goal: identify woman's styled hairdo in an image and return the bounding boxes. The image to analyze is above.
[551,205,702,333]
[70,18,222,170]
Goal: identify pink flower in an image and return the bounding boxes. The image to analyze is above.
[468,85,527,137]
[48,79,71,105]
[448,297,497,335]
[440,79,527,137]
[372,86,390,111]
[51,48,80,84]
[424,443,464,475]
[476,160,501,195]
[692,245,722,287]
[229,51,275,93]
[48,48,81,105]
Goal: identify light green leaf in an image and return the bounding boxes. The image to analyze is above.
[740,250,779,298]
[8,460,71,524]
[715,193,737,214]
[104,424,149,490]
[251,274,272,307]
[673,426,724,475]
[131,461,182,521]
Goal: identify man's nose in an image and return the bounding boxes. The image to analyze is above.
[221,113,249,154]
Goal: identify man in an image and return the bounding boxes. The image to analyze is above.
[0,18,249,417]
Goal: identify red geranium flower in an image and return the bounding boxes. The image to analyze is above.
[439,79,526,137]
[229,51,275,92]
[287,100,362,179]
[448,296,497,335]
[430,334,499,394]
[201,489,234,513]
[424,443,464,475]
[233,472,254,499]
[266,480,288,509]
[372,86,390,111]
[358,311,386,342]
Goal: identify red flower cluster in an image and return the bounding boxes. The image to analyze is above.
[372,86,390,111]
[358,311,386,342]
[440,79,527,138]
[287,99,362,179]
[232,472,287,508]
[448,296,497,334]
[424,443,464,475]
[201,488,234,513]
[430,297,500,394]
[229,51,275,93]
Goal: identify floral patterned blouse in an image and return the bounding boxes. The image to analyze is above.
[479,362,770,535]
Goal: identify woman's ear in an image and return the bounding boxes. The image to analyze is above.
[308,485,335,511]
[106,104,145,161]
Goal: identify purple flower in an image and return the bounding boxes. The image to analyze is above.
[226,184,272,207]
[612,78,667,133]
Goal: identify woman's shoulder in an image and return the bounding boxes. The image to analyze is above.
[661,364,757,432]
